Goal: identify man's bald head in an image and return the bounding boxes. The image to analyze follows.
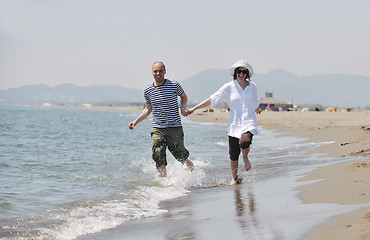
[152,61,166,71]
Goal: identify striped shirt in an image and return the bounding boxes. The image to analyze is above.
[144,79,184,128]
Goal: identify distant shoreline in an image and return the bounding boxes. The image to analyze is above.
[44,105,144,112]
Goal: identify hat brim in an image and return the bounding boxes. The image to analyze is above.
[230,60,254,78]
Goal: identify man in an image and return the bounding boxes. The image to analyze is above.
[128,61,194,177]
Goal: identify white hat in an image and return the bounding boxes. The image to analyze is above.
[229,60,254,78]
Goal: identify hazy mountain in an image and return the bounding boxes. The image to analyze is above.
[1,69,369,108]
[0,83,143,105]
[180,69,370,108]
[254,70,370,107]
[179,69,230,103]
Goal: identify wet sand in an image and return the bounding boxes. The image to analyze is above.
[189,110,370,240]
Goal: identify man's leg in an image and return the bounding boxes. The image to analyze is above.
[151,128,167,177]
[184,158,194,171]
[166,127,194,171]
[157,164,167,177]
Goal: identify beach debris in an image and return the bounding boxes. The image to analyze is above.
[350,149,370,157]
[203,108,214,113]
[341,108,353,112]
[357,162,368,168]
[353,180,364,183]
[326,106,338,112]
[347,162,369,170]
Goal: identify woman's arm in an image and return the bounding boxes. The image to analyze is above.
[187,98,212,114]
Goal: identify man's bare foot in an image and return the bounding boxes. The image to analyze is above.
[185,159,194,171]
[157,165,167,177]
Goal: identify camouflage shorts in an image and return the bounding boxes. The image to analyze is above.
[150,127,190,168]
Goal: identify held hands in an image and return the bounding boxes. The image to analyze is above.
[180,107,195,117]
[180,108,190,117]
[187,107,195,115]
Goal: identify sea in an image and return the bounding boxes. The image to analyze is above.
[0,106,358,240]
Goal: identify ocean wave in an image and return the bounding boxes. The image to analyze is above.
[1,159,209,240]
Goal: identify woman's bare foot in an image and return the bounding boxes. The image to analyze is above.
[230,179,237,185]
[230,175,243,185]
[244,158,251,171]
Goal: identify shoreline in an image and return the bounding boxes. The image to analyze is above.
[188,110,370,239]
[44,106,370,238]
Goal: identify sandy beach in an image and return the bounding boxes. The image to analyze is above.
[188,110,370,240]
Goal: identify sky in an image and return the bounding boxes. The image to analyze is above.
[1,0,369,91]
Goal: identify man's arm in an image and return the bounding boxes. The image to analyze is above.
[128,103,152,130]
[179,92,188,116]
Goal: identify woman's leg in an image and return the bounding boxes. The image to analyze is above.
[241,147,251,171]
[229,136,241,184]
[230,158,239,184]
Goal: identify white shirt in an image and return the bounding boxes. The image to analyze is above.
[210,80,260,138]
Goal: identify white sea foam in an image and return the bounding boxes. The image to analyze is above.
[26,159,208,240]
[268,141,334,151]
[216,141,227,146]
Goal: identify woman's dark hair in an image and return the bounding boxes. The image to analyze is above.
[233,67,250,81]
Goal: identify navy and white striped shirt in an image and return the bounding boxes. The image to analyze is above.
[144,79,184,128]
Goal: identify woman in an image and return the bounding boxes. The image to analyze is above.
[188,60,262,185]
